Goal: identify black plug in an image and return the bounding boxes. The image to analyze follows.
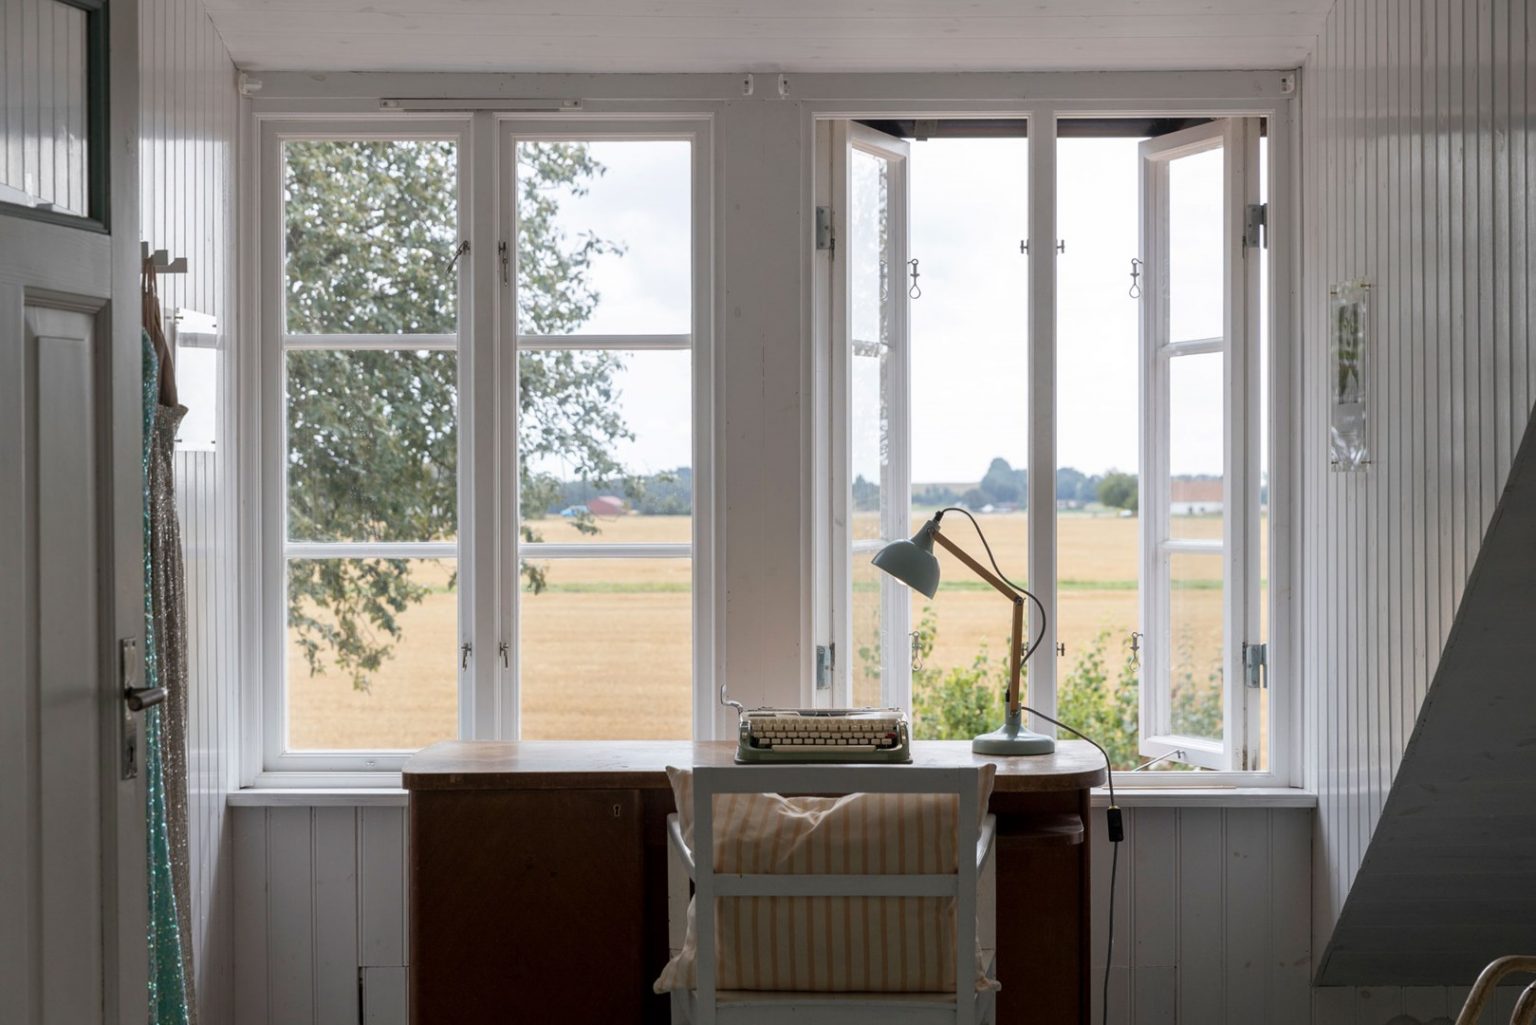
[1106,805,1125,844]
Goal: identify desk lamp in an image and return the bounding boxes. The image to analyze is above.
[872,508,1055,755]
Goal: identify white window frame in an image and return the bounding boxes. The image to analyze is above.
[498,117,716,743]
[253,112,715,778]
[1137,117,1264,771]
[822,120,913,710]
[807,89,1297,790]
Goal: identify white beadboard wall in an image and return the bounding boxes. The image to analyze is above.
[140,0,243,1021]
[1299,0,1534,968]
[233,805,411,1025]
[232,803,1319,1025]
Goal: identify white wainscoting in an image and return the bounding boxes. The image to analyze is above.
[1299,0,1535,962]
[233,806,410,1025]
[235,802,1326,1024]
[140,0,243,1019]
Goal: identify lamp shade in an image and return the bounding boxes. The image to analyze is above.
[871,523,941,599]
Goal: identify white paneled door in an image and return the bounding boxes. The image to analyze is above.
[0,219,147,1024]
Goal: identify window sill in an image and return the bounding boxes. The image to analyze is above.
[226,783,1313,811]
[229,782,407,808]
[1091,787,1316,809]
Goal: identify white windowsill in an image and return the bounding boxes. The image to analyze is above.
[1092,787,1316,809]
[228,782,1314,810]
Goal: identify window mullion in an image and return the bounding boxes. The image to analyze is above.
[465,110,499,742]
[1026,111,1058,733]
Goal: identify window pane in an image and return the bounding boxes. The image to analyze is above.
[518,348,691,543]
[1167,145,1224,342]
[1168,351,1224,540]
[286,558,458,751]
[908,136,1029,711]
[849,146,893,544]
[850,342,888,541]
[283,139,458,335]
[849,148,888,352]
[1168,552,1223,741]
[851,552,885,707]
[0,0,89,217]
[286,350,457,543]
[516,139,691,336]
[519,558,691,739]
[1055,133,1142,766]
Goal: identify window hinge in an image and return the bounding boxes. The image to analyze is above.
[1244,202,1268,249]
[1242,641,1268,688]
[815,206,834,252]
[815,643,834,690]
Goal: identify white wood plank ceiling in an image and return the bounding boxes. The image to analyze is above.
[202,0,1333,73]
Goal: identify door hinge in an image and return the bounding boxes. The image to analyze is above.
[814,643,834,690]
[815,206,834,252]
[1244,202,1268,249]
[1242,641,1268,688]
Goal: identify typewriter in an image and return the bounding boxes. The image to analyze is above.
[734,707,913,764]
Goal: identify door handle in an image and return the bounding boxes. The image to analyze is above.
[124,685,167,712]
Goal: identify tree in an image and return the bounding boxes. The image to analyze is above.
[979,457,1026,506]
[284,139,632,689]
[1097,470,1138,512]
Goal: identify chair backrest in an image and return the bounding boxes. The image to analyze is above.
[690,765,985,1024]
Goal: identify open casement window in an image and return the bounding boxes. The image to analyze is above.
[1137,118,1263,771]
[829,122,912,709]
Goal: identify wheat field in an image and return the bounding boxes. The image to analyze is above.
[287,511,1259,750]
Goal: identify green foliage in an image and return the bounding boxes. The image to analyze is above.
[979,457,1025,505]
[908,609,1006,741]
[905,612,1223,772]
[1056,631,1141,769]
[1096,470,1138,512]
[283,138,633,689]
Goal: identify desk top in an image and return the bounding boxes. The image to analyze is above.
[403,740,1106,793]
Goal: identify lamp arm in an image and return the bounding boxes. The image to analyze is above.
[929,507,1051,716]
[929,528,1018,601]
[930,526,1026,715]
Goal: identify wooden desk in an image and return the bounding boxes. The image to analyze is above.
[404,740,1105,1025]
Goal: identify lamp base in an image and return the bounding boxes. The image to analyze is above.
[972,712,1055,756]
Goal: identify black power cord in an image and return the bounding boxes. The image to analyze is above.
[932,507,1125,1025]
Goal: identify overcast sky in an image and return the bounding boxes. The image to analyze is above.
[528,132,1230,484]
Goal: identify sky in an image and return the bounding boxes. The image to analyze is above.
[527,130,1234,485]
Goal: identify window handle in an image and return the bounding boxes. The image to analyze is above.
[460,642,472,669]
[498,641,509,669]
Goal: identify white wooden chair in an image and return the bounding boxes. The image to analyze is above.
[665,765,998,1025]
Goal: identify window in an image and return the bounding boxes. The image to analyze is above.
[507,131,699,740]
[261,117,710,773]
[0,0,106,227]
[820,113,1280,779]
[271,130,466,762]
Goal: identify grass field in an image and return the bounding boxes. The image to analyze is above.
[288,511,1263,750]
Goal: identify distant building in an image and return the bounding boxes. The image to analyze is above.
[587,495,626,517]
[1170,478,1223,516]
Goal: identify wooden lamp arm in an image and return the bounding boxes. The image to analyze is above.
[930,526,1026,716]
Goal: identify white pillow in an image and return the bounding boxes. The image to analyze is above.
[654,765,998,994]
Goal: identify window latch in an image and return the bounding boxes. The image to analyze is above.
[461,642,472,670]
[1242,641,1268,688]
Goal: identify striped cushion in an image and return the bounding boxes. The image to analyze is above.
[654,765,998,994]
